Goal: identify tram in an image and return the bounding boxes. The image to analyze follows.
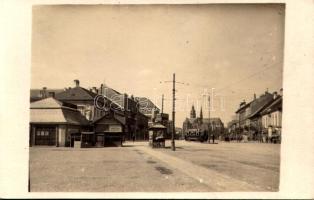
[184,128,208,142]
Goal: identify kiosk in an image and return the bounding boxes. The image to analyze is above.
[148,124,166,148]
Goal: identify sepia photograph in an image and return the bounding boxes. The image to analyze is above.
[28,4,285,192]
[2,0,314,198]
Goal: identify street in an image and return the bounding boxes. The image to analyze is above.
[29,140,280,192]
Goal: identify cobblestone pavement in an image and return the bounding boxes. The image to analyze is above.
[29,140,280,192]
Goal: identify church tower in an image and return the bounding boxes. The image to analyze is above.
[190,105,196,119]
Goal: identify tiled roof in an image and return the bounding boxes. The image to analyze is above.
[102,86,121,100]
[55,87,97,101]
[260,96,282,115]
[136,97,160,115]
[235,102,251,113]
[249,96,282,118]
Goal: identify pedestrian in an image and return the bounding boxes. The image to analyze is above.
[212,134,215,144]
[132,134,135,143]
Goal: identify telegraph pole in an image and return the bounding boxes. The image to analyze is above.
[160,74,188,151]
[172,73,176,151]
[207,95,211,143]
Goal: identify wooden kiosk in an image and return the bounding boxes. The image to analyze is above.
[148,124,166,148]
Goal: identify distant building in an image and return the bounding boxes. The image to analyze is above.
[30,87,64,102]
[183,106,224,139]
[232,89,283,142]
[227,120,238,134]
[260,92,282,142]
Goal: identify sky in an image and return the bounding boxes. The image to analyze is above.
[31,4,285,126]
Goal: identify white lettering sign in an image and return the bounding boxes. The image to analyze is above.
[109,125,122,132]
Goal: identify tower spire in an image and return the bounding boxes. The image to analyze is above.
[190,105,196,119]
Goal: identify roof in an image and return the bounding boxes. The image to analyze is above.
[235,102,251,113]
[149,123,166,129]
[102,86,121,100]
[30,89,64,97]
[185,118,198,124]
[184,117,223,125]
[30,97,77,109]
[260,96,282,115]
[135,97,160,115]
[30,109,89,125]
[30,89,64,102]
[203,118,223,124]
[55,86,97,101]
[249,96,282,118]
[92,110,126,125]
[30,98,89,125]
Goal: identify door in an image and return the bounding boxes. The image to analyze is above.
[95,134,105,147]
[35,127,56,146]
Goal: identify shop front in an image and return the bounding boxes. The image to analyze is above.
[93,113,125,147]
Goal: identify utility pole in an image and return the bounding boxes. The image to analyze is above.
[172,73,176,151]
[207,95,211,143]
[160,74,188,151]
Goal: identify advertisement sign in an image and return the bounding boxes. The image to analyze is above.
[109,125,122,132]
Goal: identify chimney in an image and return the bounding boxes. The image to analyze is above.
[74,79,80,87]
[273,92,278,99]
[42,87,47,98]
[92,87,97,94]
[48,92,55,98]
[279,88,283,96]
[253,93,256,100]
[265,88,269,94]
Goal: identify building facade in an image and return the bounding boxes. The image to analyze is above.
[29,97,89,147]
[231,89,283,142]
